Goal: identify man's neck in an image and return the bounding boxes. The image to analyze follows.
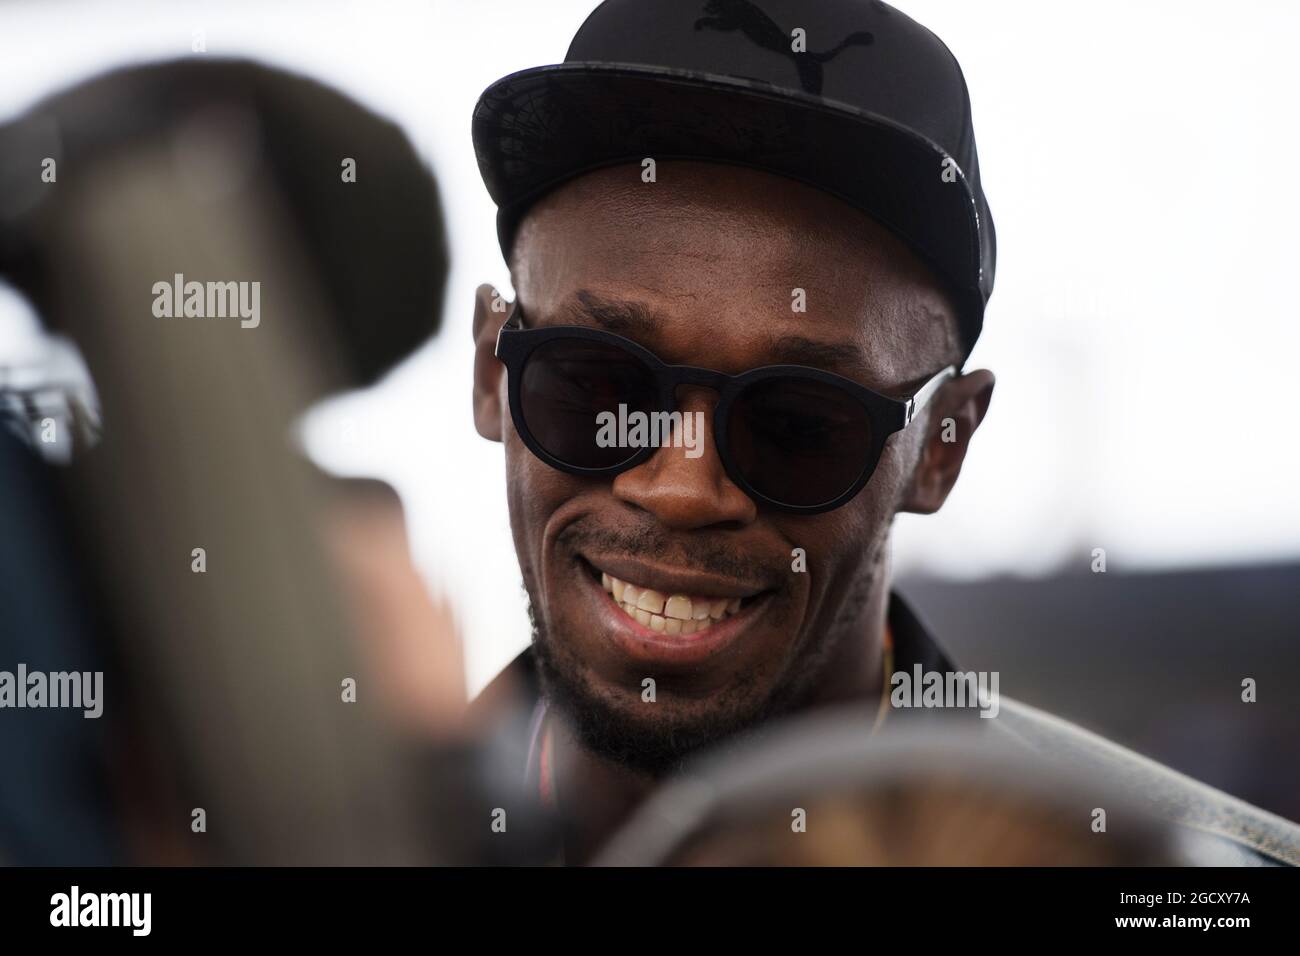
[808,570,892,708]
[551,720,659,865]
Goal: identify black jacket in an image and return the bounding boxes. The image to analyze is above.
[470,593,1300,866]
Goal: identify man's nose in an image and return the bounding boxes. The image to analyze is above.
[611,387,758,530]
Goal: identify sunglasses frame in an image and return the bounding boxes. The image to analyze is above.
[495,307,956,515]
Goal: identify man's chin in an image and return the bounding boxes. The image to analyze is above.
[532,632,773,778]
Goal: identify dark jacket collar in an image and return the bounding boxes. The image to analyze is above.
[888,589,956,675]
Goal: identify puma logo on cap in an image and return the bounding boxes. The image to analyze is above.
[694,0,874,95]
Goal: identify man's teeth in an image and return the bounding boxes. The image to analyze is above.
[600,572,742,636]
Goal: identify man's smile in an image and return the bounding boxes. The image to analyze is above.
[602,570,742,635]
[574,553,776,668]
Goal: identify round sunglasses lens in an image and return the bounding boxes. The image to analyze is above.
[520,338,659,469]
[728,376,873,507]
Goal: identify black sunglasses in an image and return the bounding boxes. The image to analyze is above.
[495,307,955,515]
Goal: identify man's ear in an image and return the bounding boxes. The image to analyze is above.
[472,283,510,442]
[898,369,995,514]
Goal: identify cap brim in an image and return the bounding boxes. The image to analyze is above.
[473,62,988,349]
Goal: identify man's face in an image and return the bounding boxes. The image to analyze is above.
[476,161,976,774]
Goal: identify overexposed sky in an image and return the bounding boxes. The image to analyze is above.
[2,0,1298,691]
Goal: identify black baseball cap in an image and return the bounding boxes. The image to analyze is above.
[473,0,995,357]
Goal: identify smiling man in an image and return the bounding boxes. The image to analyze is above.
[474,158,987,755]
[467,0,1300,866]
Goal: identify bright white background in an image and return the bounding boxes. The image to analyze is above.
[2,1,1298,692]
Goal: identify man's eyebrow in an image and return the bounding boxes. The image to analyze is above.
[769,335,937,396]
[559,290,661,333]
[768,334,865,372]
[551,293,932,394]
[560,296,862,370]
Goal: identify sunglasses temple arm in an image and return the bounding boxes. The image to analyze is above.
[494,307,524,358]
[903,365,958,427]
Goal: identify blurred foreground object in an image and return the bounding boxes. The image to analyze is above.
[0,334,99,463]
[0,59,478,864]
[598,708,1245,866]
[1,58,449,391]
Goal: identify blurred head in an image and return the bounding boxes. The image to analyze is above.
[473,160,994,774]
[0,58,448,397]
[595,716,1186,866]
